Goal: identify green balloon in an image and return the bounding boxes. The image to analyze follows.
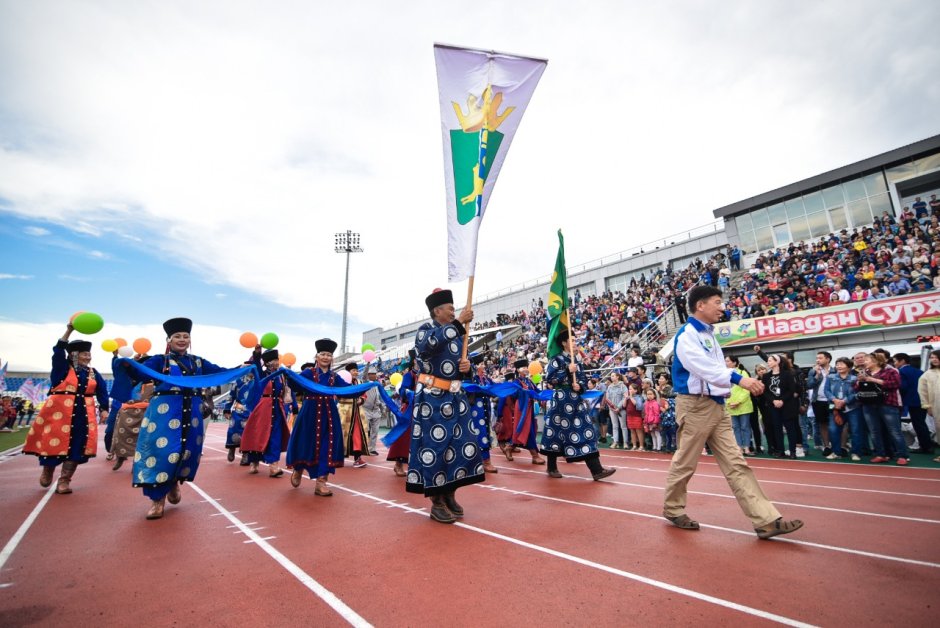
[260,332,279,349]
[72,312,104,335]
[531,373,542,384]
[362,343,375,352]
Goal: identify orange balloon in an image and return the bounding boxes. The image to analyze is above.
[528,361,543,375]
[281,352,296,367]
[133,338,152,354]
[239,332,258,348]
[114,337,128,348]
[69,311,85,324]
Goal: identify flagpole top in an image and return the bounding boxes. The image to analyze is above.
[433,42,548,64]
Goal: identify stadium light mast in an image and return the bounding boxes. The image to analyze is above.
[334,230,363,354]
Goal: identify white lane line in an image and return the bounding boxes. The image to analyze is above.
[491,463,940,525]
[187,482,373,628]
[371,458,940,565]
[0,486,55,573]
[324,480,815,628]
[474,483,940,570]
[598,451,940,482]
[0,445,25,464]
[591,461,940,499]
[243,536,276,544]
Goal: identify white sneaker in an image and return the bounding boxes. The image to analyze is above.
[825,452,839,460]
[851,454,861,461]
[795,446,806,458]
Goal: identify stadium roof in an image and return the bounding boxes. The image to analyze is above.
[712,134,940,219]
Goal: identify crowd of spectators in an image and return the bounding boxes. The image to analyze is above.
[465,252,729,379]
[725,199,940,321]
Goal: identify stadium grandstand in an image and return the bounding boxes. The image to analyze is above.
[362,133,940,376]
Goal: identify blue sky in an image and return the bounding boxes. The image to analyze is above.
[1,0,939,372]
[0,209,346,330]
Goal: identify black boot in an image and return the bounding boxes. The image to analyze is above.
[442,491,464,518]
[429,496,455,524]
[586,452,616,481]
[546,453,562,478]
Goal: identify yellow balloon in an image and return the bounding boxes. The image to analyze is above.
[390,373,403,387]
[101,339,118,352]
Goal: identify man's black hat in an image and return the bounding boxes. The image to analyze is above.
[513,359,529,369]
[425,288,454,313]
[344,362,359,372]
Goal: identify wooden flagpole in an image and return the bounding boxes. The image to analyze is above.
[460,275,475,361]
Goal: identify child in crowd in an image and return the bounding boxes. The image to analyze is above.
[625,383,645,451]
[643,388,662,451]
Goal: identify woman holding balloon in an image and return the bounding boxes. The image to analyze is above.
[24,317,110,494]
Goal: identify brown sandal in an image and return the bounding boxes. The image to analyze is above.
[755,518,803,540]
[290,469,303,488]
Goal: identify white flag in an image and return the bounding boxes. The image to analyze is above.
[434,43,547,282]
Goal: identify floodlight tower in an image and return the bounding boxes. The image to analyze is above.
[334,230,363,354]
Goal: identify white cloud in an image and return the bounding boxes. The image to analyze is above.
[23,226,50,236]
[0,0,938,332]
[88,250,110,259]
[0,273,33,280]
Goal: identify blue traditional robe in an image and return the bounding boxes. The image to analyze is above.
[469,373,494,460]
[539,353,599,461]
[285,367,346,478]
[513,376,540,450]
[406,319,484,496]
[131,352,225,500]
[224,370,255,448]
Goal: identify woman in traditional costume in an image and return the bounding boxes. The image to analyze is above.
[286,338,347,496]
[337,362,369,468]
[128,317,227,520]
[24,323,109,494]
[241,349,292,477]
[385,350,418,477]
[109,378,153,471]
[511,359,546,465]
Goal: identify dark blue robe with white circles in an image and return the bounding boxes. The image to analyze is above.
[406,319,484,496]
[469,374,493,459]
[539,354,599,461]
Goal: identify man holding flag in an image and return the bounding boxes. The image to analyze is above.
[539,231,616,481]
[406,288,484,524]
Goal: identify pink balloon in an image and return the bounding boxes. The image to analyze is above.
[362,350,376,362]
[338,370,352,383]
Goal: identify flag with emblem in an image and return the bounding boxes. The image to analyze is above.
[546,229,569,359]
[18,378,48,405]
[0,359,6,391]
[434,43,547,282]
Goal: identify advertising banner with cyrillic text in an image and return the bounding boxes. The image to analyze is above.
[713,291,940,347]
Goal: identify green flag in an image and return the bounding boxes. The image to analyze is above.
[546,229,569,359]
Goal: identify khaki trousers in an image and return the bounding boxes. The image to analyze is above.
[663,395,780,528]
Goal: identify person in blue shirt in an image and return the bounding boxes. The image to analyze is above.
[663,285,803,540]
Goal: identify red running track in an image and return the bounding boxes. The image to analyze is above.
[1,423,938,627]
